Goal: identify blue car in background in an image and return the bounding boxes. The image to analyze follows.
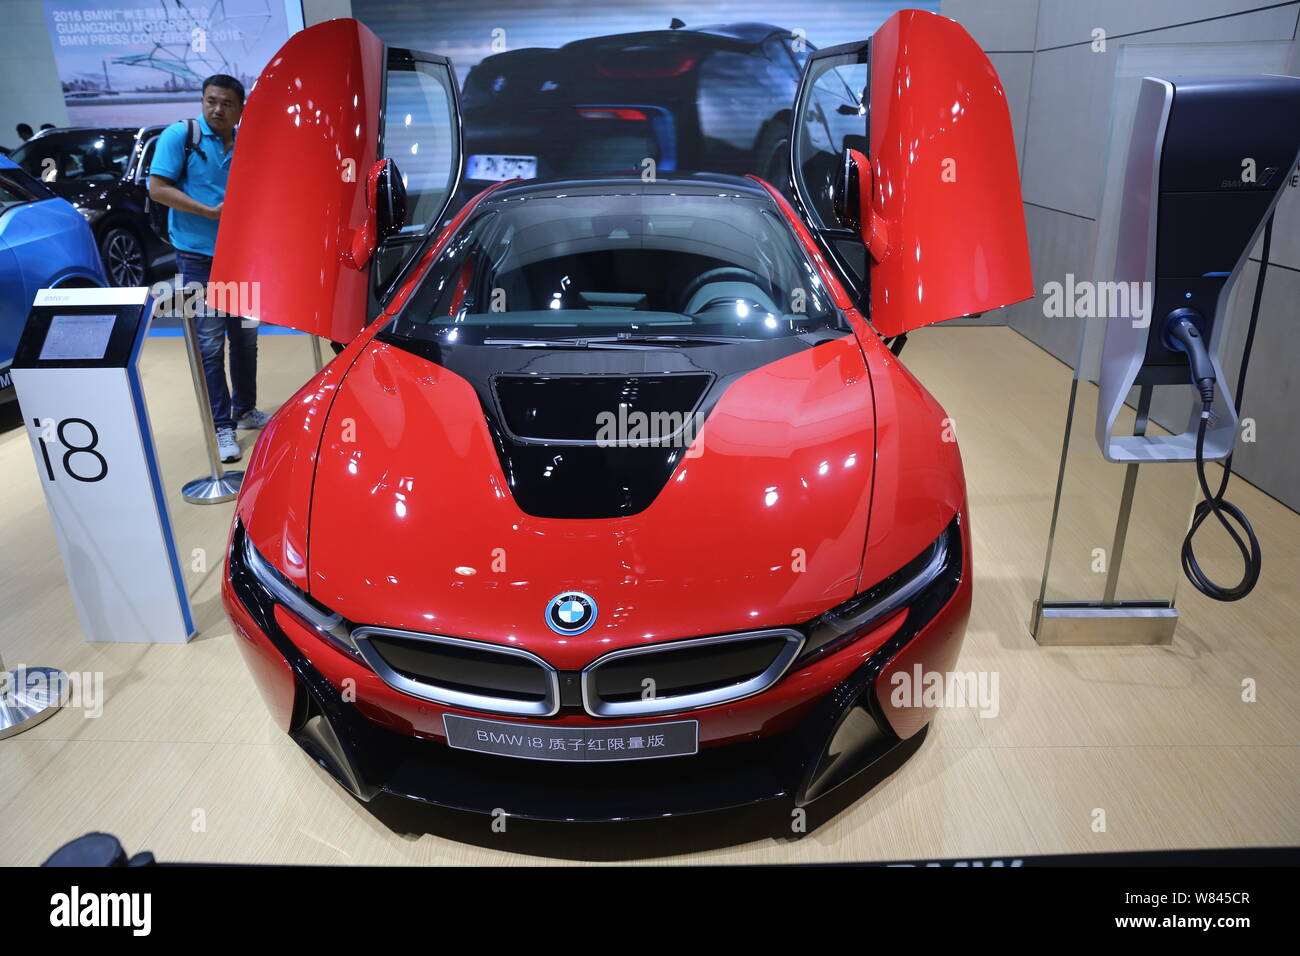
[0,154,106,400]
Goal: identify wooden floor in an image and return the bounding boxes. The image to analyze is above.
[1,326,1296,865]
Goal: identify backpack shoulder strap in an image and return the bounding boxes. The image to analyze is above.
[184,118,205,161]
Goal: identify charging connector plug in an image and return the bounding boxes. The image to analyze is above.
[1162,307,1217,404]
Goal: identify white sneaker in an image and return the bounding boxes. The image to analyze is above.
[216,426,241,463]
[235,408,272,430]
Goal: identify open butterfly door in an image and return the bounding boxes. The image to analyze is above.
[789,10,1032,337]
[209,18,461,343]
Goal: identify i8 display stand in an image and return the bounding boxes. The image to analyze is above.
[10,287,195,644]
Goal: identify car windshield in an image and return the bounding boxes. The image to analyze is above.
[387,188,840,345]
[10,130,135,184]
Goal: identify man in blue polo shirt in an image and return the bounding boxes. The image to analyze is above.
[149,73,269,463]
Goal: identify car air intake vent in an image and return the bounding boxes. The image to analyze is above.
[583,630,804,718]
[354,628,559,717]
[492,372,712,443]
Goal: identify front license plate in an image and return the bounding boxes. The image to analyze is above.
[443,714,698,762]
[466,153,538,181]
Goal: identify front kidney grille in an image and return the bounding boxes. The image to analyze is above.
[354,626,803,721]
[582,630,804,718]
[354,628,560,717]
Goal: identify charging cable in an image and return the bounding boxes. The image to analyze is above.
[1165,216,1271,601]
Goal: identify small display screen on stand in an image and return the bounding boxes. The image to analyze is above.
[39,314,117,361]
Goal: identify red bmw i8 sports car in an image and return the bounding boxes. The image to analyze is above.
[213,11,1031,821]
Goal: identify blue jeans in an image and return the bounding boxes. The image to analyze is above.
[177,251,257,431]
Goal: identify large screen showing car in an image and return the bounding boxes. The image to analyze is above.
[352,0,935,208]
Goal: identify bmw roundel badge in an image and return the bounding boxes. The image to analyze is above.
[546,591,597,635]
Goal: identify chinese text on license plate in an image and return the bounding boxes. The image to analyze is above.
[443,714,698,762]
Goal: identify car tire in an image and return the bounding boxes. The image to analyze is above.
[755,120,792,196]
[99,225,147,287]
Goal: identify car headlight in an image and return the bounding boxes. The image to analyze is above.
[795,515,962,666]
[237,523,362,659]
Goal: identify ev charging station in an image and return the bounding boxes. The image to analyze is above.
[1033,72,1300,644]
[10,287,195,645]
[1097,75,1300,463]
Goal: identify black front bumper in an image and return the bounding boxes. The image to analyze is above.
[286,647,913,823]
[231,524,955,823]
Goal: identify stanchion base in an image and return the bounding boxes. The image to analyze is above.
[1030,601,1177,645]
[182,470,244,504]
[0,667,69,741]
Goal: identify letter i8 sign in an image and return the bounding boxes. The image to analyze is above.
[10,288,194,644]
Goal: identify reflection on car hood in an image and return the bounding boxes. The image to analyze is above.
[305,335,876,667]
[38,179,112,208]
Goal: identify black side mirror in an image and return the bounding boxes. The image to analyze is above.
[831,147,862,232]
[375,157,408,240]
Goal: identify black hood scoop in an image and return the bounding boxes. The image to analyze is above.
[375,328,848,519]
[488,370,712,518]
[492,372,712,442]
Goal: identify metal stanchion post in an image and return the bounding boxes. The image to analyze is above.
[179,290,243,504]
[0,648,68,740]
[311,334,324,373]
